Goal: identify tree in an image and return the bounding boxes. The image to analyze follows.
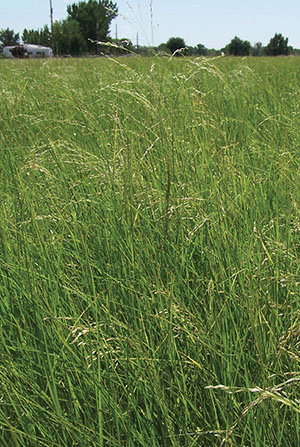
[54,19,85,55]
[157,43,170,54]
[166,37,186,55]
[0,28,19,48]
[66,0,118,53]
[22,25,51,47]
[22,29,39,45]
[227,36,251,56]
[265,33,289,56]
[252,42,264,57]
[195,43,208,56]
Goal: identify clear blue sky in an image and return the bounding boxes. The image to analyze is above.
[1,0,300,49]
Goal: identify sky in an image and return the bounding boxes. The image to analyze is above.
[1,0,300,49]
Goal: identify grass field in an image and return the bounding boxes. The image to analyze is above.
[1,55,300,446]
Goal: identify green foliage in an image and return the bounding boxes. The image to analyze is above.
[252,41,264,56]
[0,28,19,48]
[66,0,118,53]
[166,36,186,55]
[54,19,85,55]
[195,43,208,56]
[227,36,251,56]
[266,33,289,56]
[156,42,170,54]
[22,25,51,47]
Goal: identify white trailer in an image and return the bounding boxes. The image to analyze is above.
[3,46,16,58]
[25,44,53,58]
[3,44,53,58]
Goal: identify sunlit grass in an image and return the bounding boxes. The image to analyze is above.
[1,55,300,446]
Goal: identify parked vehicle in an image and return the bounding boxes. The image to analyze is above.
[3,44,53,58]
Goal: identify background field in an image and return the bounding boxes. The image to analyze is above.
[1,55,300,446]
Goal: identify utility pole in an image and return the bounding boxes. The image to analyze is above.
[50,0,55,55]
[96,22,100,55]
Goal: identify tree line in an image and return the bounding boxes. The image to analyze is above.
[0,0,299,57]
[161,34,298,57]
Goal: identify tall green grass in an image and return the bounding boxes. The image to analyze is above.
[1,55,300,446]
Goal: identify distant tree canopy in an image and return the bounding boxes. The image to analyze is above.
[166,37,186,55]
[227,36,251,56]
[156,42,169,54]
[154,41,220,57]
[265,33,289,56]
[22,25,51,47]
[252,42,263,57]
[66,0,118,52]
[2,11,299,59]
[0,28,19,48]
[54,19,85,56]
[195,43,208,56]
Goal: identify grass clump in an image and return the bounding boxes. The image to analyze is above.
[0,55,300,446]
